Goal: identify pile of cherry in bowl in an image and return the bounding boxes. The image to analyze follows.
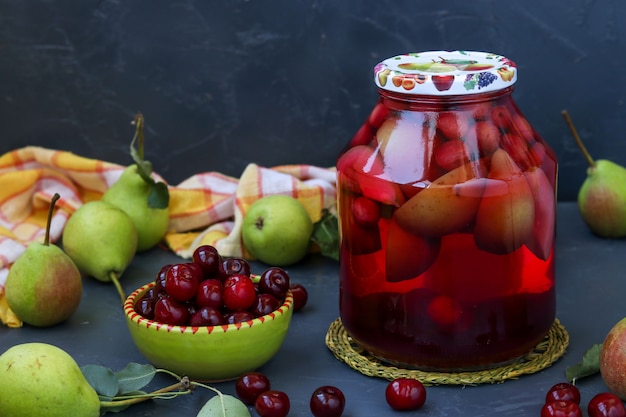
[133,245,307,326]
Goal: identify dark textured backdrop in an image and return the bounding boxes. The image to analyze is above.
[2,0,625,201]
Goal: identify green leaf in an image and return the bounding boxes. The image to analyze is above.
[114,363,156,394]
[81,364,120,397]
[565,343,602,383]
[197,394,251,417]
[310,209,339,261]
[148,181,170,210]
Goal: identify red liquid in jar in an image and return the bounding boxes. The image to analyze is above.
[337,89,557,370]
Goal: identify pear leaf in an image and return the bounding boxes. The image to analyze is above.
[197,394,251,417]
[114,362,156,394]
[148,181,170,210]
[310,208,339,261]
[128,112,169,206]
[81,364,120,398]
[565,343,602,383]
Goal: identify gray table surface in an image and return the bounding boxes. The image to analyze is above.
[1,202,624,416]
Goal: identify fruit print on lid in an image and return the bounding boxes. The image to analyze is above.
[374,50,517,96]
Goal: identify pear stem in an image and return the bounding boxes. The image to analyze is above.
[109,271,126,304]
[99,380,190,410]
[44,193,61,246]
[561,110,596,167]
[134,113,145,162]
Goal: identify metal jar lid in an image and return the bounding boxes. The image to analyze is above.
[374,50,517,96]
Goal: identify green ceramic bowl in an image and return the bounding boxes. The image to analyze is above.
[124,281,294,381]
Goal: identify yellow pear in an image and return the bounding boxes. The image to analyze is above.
[0,343,100,417]
[5,194,82,326]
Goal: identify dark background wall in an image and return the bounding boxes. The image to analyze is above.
[2,0,625,201]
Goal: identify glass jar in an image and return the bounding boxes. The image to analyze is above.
[336,51,558,371]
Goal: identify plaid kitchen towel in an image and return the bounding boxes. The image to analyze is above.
[0,146,337,327]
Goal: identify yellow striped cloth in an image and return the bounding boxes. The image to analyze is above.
[0,146,337,327]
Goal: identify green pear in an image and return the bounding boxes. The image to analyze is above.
[563,110,626,238]
[102,113,170,251]
[5,194,82,327]
[0,342,100,417]
[242,195,313,266]
[102,164,170,251]
[577,160,626,237]
[62,200,137,302]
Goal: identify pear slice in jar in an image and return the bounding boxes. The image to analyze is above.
[523,166,556,261]
[385,217,441,282]
[393,160,487,238]
[474,148,535,254]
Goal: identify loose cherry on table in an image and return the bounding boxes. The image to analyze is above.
[385,378,427,411]
[235,372,271,405]
[587,392,626,417]
[255,390,290,417]
[540,400,583,417]
[545,382,581,405]
[310,385,346,417]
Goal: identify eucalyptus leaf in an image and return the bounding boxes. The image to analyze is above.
[114,363,156,394]
[81,364,120,397]
[565,343,602,383]
[197,394,251,417]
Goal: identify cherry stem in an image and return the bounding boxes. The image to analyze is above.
[44,193,61,246]
[109,271,126,304]
[561,110,596,167]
